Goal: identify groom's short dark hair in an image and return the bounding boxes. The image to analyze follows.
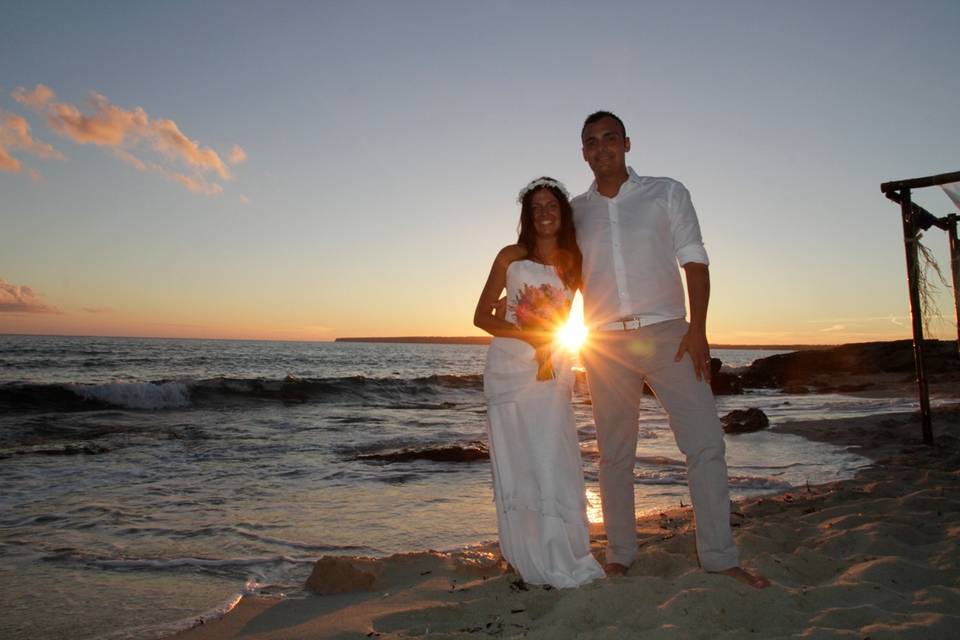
[582,110,626,138]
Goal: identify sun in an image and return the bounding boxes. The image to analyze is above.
[558,292,589,353]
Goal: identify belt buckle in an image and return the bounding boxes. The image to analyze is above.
[602,316,641,331]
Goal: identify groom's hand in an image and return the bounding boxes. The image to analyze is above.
[675,328,711,383]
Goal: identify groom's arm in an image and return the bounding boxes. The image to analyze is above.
[675,261,711,383]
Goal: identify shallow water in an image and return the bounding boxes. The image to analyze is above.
[0,335,922,639]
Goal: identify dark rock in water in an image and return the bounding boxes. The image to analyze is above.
[17,443,110,456]
[711,373,743,396]
[740,340,958,389]
[642,357,743,396]
[355,441,489,463]
[721,408,770,434]
[832,383,873,393]
[707,357,743,395]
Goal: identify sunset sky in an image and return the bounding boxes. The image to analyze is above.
[2,1,958,345]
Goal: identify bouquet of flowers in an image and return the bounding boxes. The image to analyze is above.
[511,283,570,380]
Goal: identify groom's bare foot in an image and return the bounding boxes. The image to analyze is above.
[714,566,771,589]
[604,562,629,576]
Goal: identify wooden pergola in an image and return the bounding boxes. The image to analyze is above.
[880,170,960,445]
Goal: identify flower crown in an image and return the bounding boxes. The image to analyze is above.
[517,177,570,204]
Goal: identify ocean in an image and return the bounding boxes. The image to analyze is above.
[0,335,929,639]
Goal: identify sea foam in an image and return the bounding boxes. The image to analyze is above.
[70,381,191,410]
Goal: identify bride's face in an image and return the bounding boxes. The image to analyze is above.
[530,189,562,238]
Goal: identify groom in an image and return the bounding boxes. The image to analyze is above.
[572,111,769,588]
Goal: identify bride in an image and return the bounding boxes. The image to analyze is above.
[473,177,604,588]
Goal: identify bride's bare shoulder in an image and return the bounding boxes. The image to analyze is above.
[495,244,527,269]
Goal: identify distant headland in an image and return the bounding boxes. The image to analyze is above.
[333,336,831,350]
[335,336,491,345]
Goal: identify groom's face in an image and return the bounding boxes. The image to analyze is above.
[581,116,630,179]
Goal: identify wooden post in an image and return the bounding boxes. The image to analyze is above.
[948,214,960,358]
[900,188,934,445]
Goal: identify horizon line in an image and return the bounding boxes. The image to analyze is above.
[3,331,938,350]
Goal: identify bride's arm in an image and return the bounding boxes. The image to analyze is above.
[473,245,546,346]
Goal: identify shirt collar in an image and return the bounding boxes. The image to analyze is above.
[586,166,642,200]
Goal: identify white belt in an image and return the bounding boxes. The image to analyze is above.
[597,315,682,331]
[598,316,644,331]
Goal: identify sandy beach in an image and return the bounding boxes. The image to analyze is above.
[169,401,960,640]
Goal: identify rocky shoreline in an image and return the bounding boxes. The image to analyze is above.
[711,339,959,396]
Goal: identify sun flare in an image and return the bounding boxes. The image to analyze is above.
[558,292,589,353]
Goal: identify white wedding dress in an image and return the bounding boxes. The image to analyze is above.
[483,259,604,588]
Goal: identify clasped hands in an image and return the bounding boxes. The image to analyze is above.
[494,296,552,349]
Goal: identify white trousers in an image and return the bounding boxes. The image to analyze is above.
[581,319,739,572]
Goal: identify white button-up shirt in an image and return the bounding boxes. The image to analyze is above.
[572,168,709,329]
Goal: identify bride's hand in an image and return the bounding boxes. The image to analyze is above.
[521,328,553,349]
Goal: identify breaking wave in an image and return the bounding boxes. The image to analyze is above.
[0,374,485,413]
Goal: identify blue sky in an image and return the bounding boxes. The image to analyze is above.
[1,0,958,343]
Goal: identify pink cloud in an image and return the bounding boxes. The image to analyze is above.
[44,91,148,146]
[165,170,223,196]
[0,279,61,314]
[228,145,247,165]
[112,148,223,196]
[150,117,230,179]
[12,84,243,195]
[0,110,64,173]
[0,146,18,172]
[113,148,149,171]
[12,84,54,109]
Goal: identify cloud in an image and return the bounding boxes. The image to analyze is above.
[820,324,847,332]
[113,147,148,171]
[0,279,61,314]
[12,84,244,195]
[0,109,65,173]
[112,148,222,197]
[164,170,223,196]
[150,116,230,179]
[239,194,250,205]
[228,145,247,165]
[0,146,17,172]
[82,306,114,314]
[11,84,54,109]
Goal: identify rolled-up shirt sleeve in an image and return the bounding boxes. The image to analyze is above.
[669,181,710,266]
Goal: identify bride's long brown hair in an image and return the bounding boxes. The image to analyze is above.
[516,178,582,290]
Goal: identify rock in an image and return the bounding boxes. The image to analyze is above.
[721,408,770,434]
[781,383,811,394]
[641,358,742,396]
[833,383,872,393]
[354,442,489,463]
[708,356,741,395]
[711,371,743,395]
[27,443,110,456]
[740,339,958,389]
[305,556,376,594]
